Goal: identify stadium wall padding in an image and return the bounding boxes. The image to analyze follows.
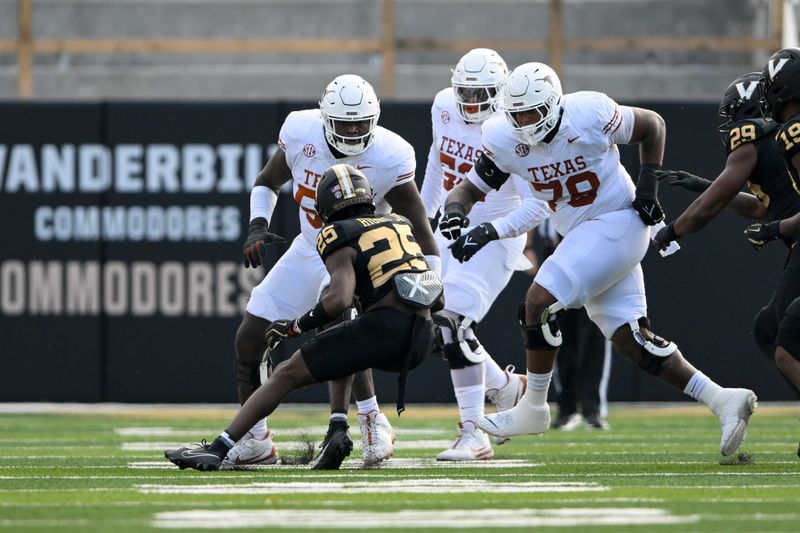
[0,101,794,404]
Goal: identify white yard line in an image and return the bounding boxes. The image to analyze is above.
[115,426,450,437]
[122,440,454,451]
[152,508,698,529]
[128,459,539,470]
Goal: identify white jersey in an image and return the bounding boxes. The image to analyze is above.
[278,109,416,245]
[469,91,636,236]
[422,89,548,238]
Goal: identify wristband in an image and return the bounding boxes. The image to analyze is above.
[296,301,337,331]
[250,185,278,222]
[443,202,467,217]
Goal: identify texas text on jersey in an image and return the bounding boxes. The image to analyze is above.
[315,213,430,310]
[727,117,800,222]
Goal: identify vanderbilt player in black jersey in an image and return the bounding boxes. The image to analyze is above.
[165,164,440,471]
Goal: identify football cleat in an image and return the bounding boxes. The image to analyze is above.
[477,400,550,439]
[220,430,279,468]
[551,412,583,431]
[709,388,757,456]
[436,422,494,461]
[358,411,396,466]
[485,365,528,444]
[311,423,353,470]
[165,440,225,472]
[583,414,610,430]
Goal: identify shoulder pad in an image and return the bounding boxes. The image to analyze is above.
[371,127,415,165]
[776,114,800,158]
[315,219,358,260]
[279,109,321,148]
[727,118,777,153]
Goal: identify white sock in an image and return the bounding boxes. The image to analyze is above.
[247,419,268,440]
[525,370,552,406]
[450,364,483,388]
[484,358,508,391]
[684,371,723,407]
[219,431,236,448]
[356,396,379,416]
[455,384,486,424]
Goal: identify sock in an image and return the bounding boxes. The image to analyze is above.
[247,418,268,440]
[455,384,486,424]
[450,364,483,388]
[214,431,236,454]
[484,358,508,391]
[356,396,379,415]
[330,412,348,425]
[525,371,552,406]
[684,371,723,406]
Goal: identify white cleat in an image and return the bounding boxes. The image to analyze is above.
[477,401,550,439]
[485,365,528,444]
[710,388,758,456]
[436,422,494,461]
[221,430,279,468]
[358,411,396,466]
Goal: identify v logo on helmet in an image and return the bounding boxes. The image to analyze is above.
[735,81,758,100]
[768,58,789,79]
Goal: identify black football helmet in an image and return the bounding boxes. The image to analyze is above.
[314,163,375,222]
[719,72,763,131]
[759,47,800,120]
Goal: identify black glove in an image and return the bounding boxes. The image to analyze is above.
[654,169,712,193]
[744,220,782,250]
[652,221,679,251]
[448,222,498,262]
[632,164,666,226]
[243,217,286,268]
[265,319,301,350]
[439,204,470,240]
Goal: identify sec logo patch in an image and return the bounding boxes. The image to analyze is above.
[441,111,450,124]
[303,144,316,157]
[515,144,530,157]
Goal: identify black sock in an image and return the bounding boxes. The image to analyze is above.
[208,436,232,457]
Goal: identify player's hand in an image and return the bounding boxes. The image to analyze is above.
[448,223,498,262]
[652,221,678,251]
[439,210,469,240]
[744,221,782,250]
[243,217,286,268]
[654,169,711,193]
[632,196,665,226]
[265,319,301,350]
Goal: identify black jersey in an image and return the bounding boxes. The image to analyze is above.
[315,213,429,310]
[726,118,800,221]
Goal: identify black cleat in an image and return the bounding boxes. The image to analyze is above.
[311,423,353,470]
[165,439,225,471]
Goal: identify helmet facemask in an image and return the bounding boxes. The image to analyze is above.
[450,48,508,123]
[319,75,381,156]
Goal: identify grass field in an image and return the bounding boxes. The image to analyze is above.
[0,403,798,532]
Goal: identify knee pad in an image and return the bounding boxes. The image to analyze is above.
[518,301,564,350]
[630,320,678,375]
[442,342,481,369]
[753,306,778,359]
[776,307,800,362]
[435,312,486,366]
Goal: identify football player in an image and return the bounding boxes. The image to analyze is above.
[165,164,439,471]
[232,75,439,469]
[420,48,551,461]
[650,69,800,406]
[443,62,757,456]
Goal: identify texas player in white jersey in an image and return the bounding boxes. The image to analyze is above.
[233,75,439,470]
[420,49,550,461]
[443,62,757,458]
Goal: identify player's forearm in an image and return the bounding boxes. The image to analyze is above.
[727,192,768,221]
[444,180,482,216]
[779,213,800,238]
[636,111,666,166]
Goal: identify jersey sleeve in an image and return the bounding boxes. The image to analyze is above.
[420,140,444,218]
[726,118,773,155]
[774,119,800,161]
[490,176,552,239]
[571,92,634,146]
[315,220,357,261]
[277,111,303,169]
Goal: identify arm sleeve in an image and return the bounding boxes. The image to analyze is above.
[420,141,444,218]
[490,176,552,239]
[466,152,511,194]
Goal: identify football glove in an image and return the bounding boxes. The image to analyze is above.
[448,223,498,262]
[744,221,782,250]
[652,221,679,251]
[243,217,285,268]
[439,205,470,240]
[654,169,711,193]
[633,164,665,226]
[265,319,301,350]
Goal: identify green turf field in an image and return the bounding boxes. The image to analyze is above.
[0,403,797,532]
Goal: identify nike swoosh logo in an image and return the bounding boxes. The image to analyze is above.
[356,164,371,170]
[568,136,579,143]
[181,450,219,459]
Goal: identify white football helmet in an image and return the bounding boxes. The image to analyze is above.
[451,48,508,123]
[319,74,381,156]
[503,62,563,145]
